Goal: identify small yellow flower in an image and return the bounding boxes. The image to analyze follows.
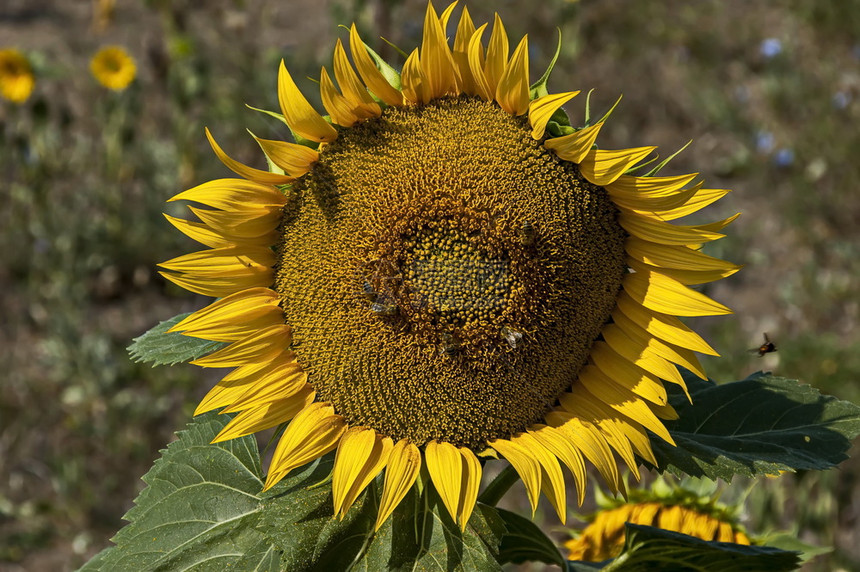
[566,501,751,561]
[90,46,136,91]
[0,49,35,103]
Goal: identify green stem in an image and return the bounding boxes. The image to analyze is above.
[477,465,518,506]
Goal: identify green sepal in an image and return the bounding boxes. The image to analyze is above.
[640,140,693,176]
[547,121,576,137]
[245,104,319,149]
[530,29,563,101]
[650,371,860,481]
[127,313,226,367]
[366,41,402,91]
[246,128,287,177]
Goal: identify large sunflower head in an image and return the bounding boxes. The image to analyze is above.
[0,48,35,104]
[161,1,739,531]
[90,46,136,91]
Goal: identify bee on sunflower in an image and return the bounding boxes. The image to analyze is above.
[160,1,739,532]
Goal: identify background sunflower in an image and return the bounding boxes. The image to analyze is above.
[1,1,859,570]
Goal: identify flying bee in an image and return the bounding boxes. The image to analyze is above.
[749,332,777,357]
[519,221,537,247]
[501,326,523,350]
[440,331,461,358]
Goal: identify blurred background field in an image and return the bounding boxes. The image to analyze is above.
[1,0,859,570]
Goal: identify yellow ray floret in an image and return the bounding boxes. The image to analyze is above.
[426,440,482,531]
[222,368,308,413]
[278,60,338,143]
[544,121,604,164]
[488,437,542,514]
[401,49,431,105]
[159,270,272,298]
[169,177,287,210]
[514,432,567,523]
[265,402,347,490]
[333,39,382,119]
[191,324,291,368]
[420,1,458,100]
[602,324,686,388]
[333,428,393,519]
[375,440,421,531]
[607,173,699,197]
[614,291,718,355]
[609,312,706,381]
[163,214,238,249]
[214,387,315,442]
[253,135,320,177]
[619,212,726,246]
[623,270,733,317]
[656,188,731,221]
[589,341,668,405]
[529,425,588,506]
[159,245,274,277]
[452,6,477,95]
[320,67,362,127]
[188,206,280,241]
[169,287,282,342]
[194,353,297,415]
[495,35,530,116]
[580,147,657,186]
[348,24,403,107]
[483,14,509,96]
[204,129,295,185]
[545,411,623,495]
[528,91,580,139]
[467,24,492,101]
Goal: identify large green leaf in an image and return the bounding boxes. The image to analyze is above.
[259,465,506,571]
[652,372,860,481]
[495,507,565,567]
[600,524,800,571]
[79,412,276,571]
[127,313,225,366]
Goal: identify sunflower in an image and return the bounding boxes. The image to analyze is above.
[161,2,739,531]
[566,499,750,561]
[90,46,136,91]
[0,49,35,104]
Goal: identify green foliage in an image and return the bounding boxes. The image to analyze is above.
[496,507,565,567]
[79,412,272,571]
[650,372,860,481]
[127,313,225,366]
[594,524,801,572]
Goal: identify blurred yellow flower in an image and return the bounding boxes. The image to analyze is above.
[0,49,35,103]
[90,46,136,91]
[566,501,751,561]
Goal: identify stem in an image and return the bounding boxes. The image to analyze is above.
[477,465,518,506]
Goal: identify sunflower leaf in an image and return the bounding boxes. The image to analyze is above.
[79,412,276,571]
[593,523,801,571]
[495,507,566,567]
[649,371,860,481]
[127,313,226,366]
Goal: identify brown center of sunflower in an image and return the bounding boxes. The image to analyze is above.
[274,96,627,449]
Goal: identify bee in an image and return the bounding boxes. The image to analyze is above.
[440,331,460,358]
[519,221,537,247]
[501,326,523,350]
[370,294,399,316]
[362,280,377,301]
[749,332,777,357]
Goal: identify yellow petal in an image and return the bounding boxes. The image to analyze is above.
[401,49,429,105]
[562,392,641,477]
[623,269,733,317]
[420,0,458,100]
[159,245,274,277]
[333,428,392,518]
[544,121,604,164]
[611,183,700,214]
[467,24,492,100]
[375,439,421,530]
[204,129,295,185]
[213,387,315,442]
[169,177,287,209]
[615,290,718,355]
[514,433,567,524]
[612,308,704,382]
[320,66,360,127]
[528,91,580,139]
[169,287,282,342]
[619,212,726,246]
[452,6,477,95]
[574,364,675,445]
[253,135,319,177]
[333,39,381,118]
[580,146,657,186]
[159,271,271,297]
[191,324,291,368]
[278,60,338,143]
[425,440,463,524]
[495,35,530,116]
[188,205,280,240]
[457,447,482,531]
[590,341,668,405]
[483,13,509,96]
[602,323,686,387]
[626,238,740,273]
[265,402,346,490]
[607,173,698,197]
[629,257,740,286]
[222,369,308,413]
[349,24,403,107]
[163,214,237,249]
[529,425,587,506]
[652,188,731,221]
[544,411,622,495]
[488,436,542,514]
